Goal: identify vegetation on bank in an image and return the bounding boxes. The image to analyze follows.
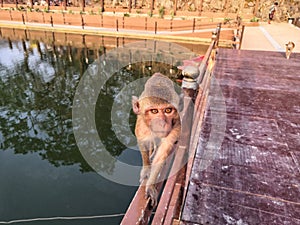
[0,4,261,25]
[1,0,299,23]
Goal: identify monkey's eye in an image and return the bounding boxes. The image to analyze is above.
[150,109,159,114]
[164,108,173,114]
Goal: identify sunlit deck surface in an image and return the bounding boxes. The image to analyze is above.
[181,49,300,224]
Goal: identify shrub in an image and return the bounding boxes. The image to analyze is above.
[148,11,153,17]
[250,17,259,22]
[18,6,25,11]
[159,6,165,18]
[223,17,232,24]
[170,9,175,18]
[98,8,103,15]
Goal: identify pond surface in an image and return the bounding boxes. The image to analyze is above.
[0,29,207,224]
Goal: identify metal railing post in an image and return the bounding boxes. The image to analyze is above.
[239,25,245,50]
[192,18,195,32]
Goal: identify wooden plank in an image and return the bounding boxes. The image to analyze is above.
[163,183,182,225]
[121,183,152,225]
[181,49,300,224]
[182,40,217,206]
[151,146,186,225]
[120,150,175,225]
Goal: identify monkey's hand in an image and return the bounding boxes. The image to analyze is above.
[140,167,150,183]
[145,184,158,208]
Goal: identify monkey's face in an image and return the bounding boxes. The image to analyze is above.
[141,98,178,138]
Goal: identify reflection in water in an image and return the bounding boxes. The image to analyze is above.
[0,38,92,172]
[0,31,207,224]
[0,37,135,225]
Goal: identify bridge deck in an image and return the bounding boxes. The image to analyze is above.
[181,49,300,224]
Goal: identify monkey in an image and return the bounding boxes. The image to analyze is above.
[285,41,295,59]
[132,73,181,207]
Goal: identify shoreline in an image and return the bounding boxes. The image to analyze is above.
[0,20,216,45]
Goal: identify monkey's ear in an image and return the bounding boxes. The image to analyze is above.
[132,96,140,114]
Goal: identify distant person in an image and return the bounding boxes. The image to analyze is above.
[268,2,279,24]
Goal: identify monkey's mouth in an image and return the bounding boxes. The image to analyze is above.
[153,130,169,138]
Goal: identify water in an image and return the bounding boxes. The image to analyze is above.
[0,29,208,224]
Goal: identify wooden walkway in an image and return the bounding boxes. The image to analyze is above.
[181,49,300,224]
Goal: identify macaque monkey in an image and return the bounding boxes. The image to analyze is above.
[285,41,295,59]
[132,73,181,207]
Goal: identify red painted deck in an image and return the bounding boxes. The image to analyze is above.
[181,49,300,224]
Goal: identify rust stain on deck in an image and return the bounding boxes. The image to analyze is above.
[181,49,300,225]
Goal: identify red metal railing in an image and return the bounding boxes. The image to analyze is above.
[0,8,221,33]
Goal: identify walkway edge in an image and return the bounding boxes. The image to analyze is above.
[0,20,213,45]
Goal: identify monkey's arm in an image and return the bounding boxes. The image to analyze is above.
[138,141,151,182]
[135,116,154,182]
[145,139,175,207]
[145,118,181,207]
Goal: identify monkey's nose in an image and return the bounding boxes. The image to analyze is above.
[151,118,166,128]
[150,118,169,137]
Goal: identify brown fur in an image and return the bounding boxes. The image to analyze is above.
[132,95,181,207]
